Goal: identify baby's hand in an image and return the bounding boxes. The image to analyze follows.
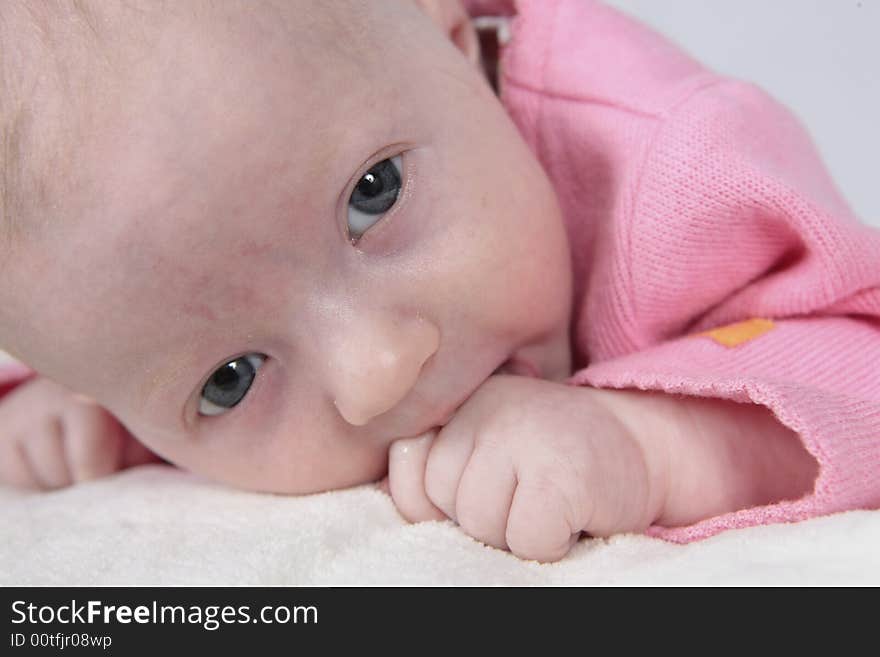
[0,376,158,489]
[385,373,820,562]
[386,375,664,562]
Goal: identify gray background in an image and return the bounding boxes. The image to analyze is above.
[604,0,879,227]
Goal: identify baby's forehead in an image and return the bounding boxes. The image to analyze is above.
[25,10,418,283]
[3,0,448,376]
[74,1,421,172]
[20,0,423,252]
[5,0,421,219]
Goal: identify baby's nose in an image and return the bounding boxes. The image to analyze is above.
[328,314,440,426]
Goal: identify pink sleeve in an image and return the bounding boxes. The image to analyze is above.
[569,317,880,542]
[567,79,880,542]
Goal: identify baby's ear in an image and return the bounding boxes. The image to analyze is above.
[412,0,480,69]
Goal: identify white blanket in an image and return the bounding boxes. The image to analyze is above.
[3,464,878,585]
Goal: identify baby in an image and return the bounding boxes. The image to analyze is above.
[1,0,879,563]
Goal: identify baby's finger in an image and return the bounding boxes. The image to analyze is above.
[423,420,478,522]
[63,402,124,482]
[454,443,516,550]
[23,419,72,489]
[387,431,446,523]
[0,437,43,489]
[505,479,580,563]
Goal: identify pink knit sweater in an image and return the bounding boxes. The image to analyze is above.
[2,0,879,543]
[467,0,880,541]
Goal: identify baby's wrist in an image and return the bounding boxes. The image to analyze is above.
[585,387,678,527]
[588,387,818,528]
[659,394,818,525]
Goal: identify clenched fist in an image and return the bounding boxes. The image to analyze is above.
[383,373,818,563]
[0,376,159,489]
[385,374,669,562]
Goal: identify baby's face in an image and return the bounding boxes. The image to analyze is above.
[7,0,572,493]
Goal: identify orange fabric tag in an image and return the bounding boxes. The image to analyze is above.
[697,318,775,347]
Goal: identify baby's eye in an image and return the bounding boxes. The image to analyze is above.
[199,354,266,417]
[347,155,403,241]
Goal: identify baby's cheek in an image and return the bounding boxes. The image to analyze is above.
[486,217,571,334]
[201,435,388,495]
[503,254,571,336]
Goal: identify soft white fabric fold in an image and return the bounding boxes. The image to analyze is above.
[3,464,878,585]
